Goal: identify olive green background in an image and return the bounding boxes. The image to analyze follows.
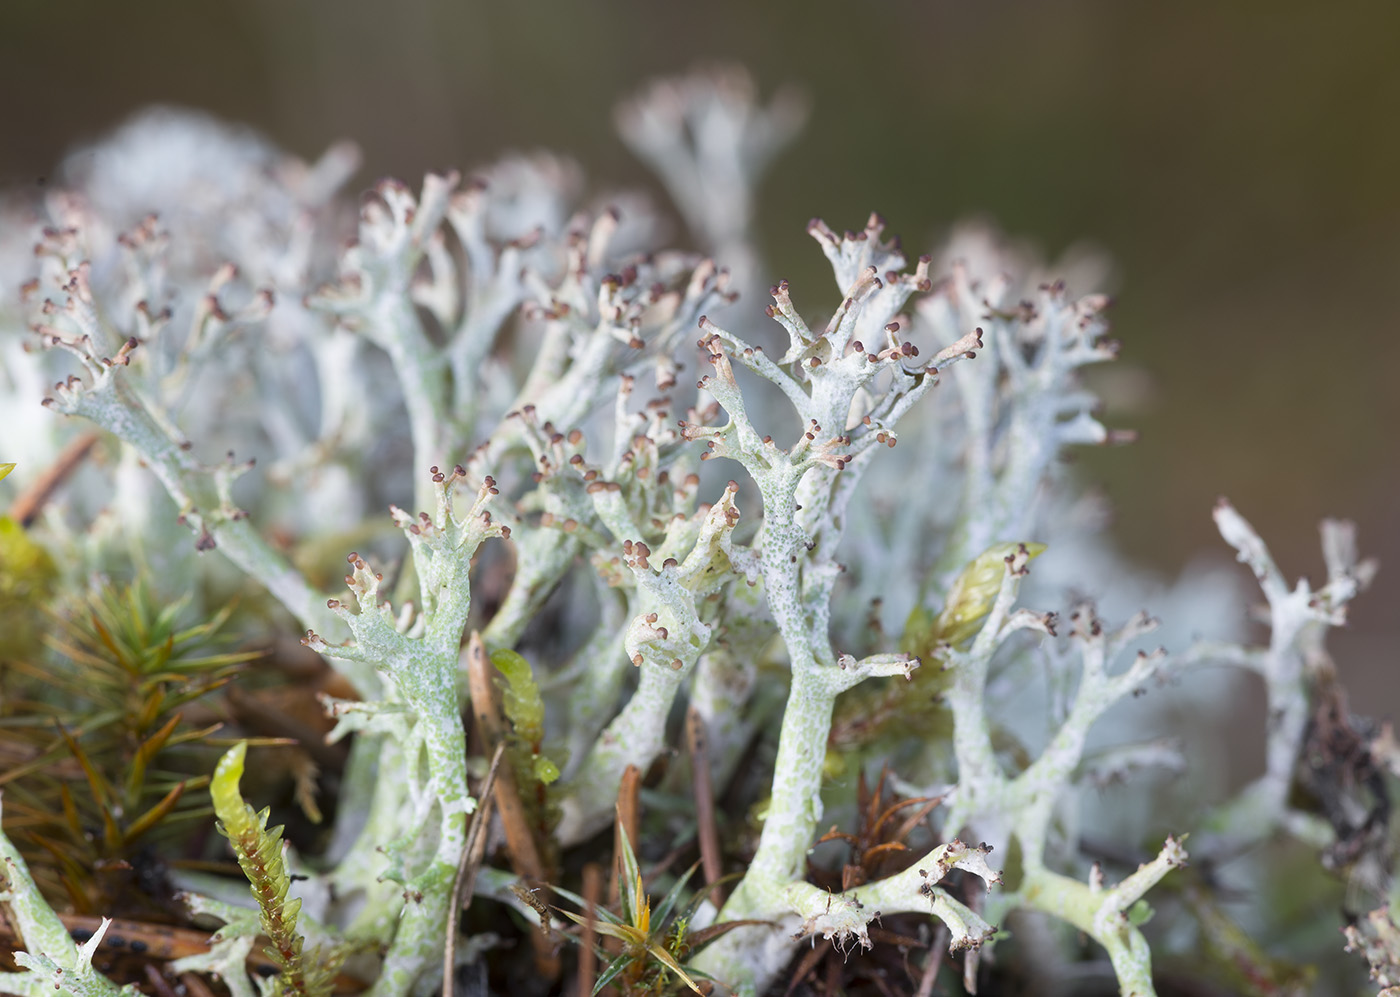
[2,2,1396,717]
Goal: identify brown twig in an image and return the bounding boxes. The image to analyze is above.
[445,740,505,997]
[784,942,828,996]
[180,971,219,997]
[825,952,843,995]
[914,925,949,997]
[8,430,99,526]
[871,971,899,997]
[686,707,724,906]
[609,765,642,907]
[890,795,945,845]
[465,631,557,980]
[143,963,180,997]
[600,767,643,989]
[578,862,604,997]
[466,633,548,884]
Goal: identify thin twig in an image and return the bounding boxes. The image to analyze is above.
[640,839,690,892]
[465,631,558,980]
[602,766,643,982]
[784,942,827,997]
[914,925,949,997]
[890,796,945,846]
[180,972,219,997]
[8,430,98,526]
[825,953,842,995]
[143,964,180,997]
[609,765,642,907]
[578,862,604,997]
[466,633,549,883]
[686,707,724,905]
[445,741,505,997]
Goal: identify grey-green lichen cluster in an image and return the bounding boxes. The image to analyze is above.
[0,66,1391,997]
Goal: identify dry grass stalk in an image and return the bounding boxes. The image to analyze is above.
[685,708,724,905]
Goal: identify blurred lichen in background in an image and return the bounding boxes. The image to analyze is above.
[0,61,1397,997]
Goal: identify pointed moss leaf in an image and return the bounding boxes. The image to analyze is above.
[644,940,703,994]
[550,886,627,927]
[615,820,643,927]
[592,954,637,997]
[563,914,646,946]
[652,861,701,927]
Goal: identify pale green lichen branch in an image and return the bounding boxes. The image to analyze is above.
[301,467,507,997]
[917,268,1120,603]
[556,481,747,842]
[615,67,807,285]
[307,174,458,513]
[9,105,1386,997]
[942,545,1056,803]
[31,255,351,664]
[1344,904,1400,994]
[1195,499,1376,857]
[1,799,136,997]
[690,226,993,992]
[933,544,1189,996]
[169,894,261,997]
[784,838,1001,953]
[1016,836,1189,997]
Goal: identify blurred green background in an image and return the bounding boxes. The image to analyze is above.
[2,1,1396,713]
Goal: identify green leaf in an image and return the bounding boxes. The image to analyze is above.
[57,727,117,842]
[1127,899,1155,926]
[592,954,637,997]
[125,712,183,803]
[935,541,1046,647]
[548,887,627,927]
[491,648,547,744]
[644,939,703,994]
[122,781,187,846]
[651,860,701,928]
[558,910,647,946]
[615,820,644,928]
